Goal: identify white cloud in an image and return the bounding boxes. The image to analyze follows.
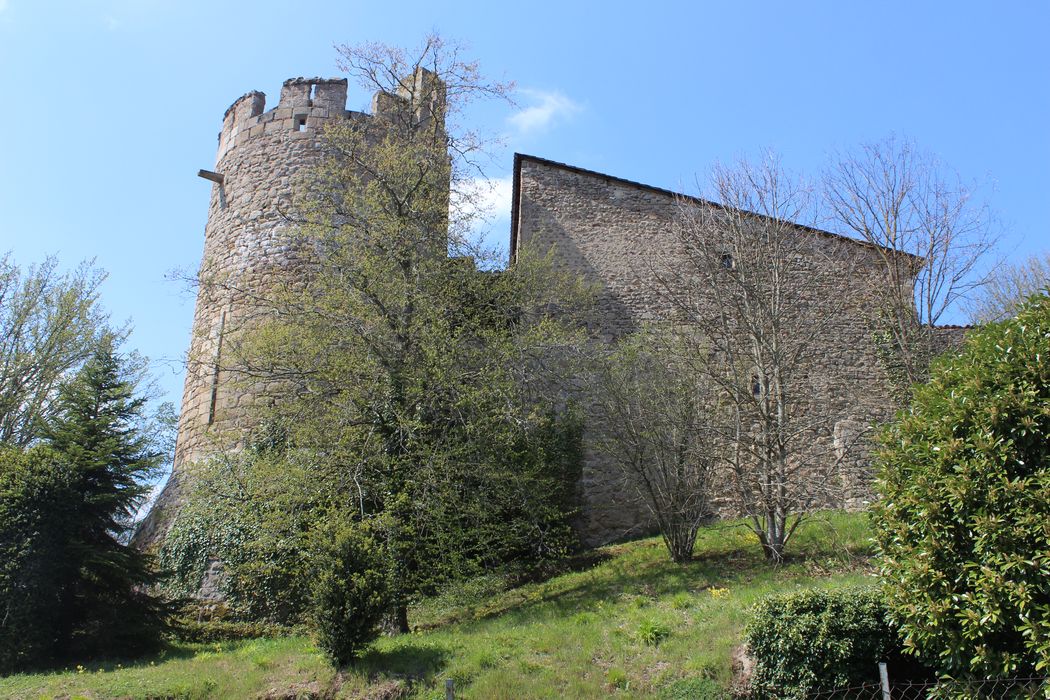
[508,89,581,135]
[452,176,514,223]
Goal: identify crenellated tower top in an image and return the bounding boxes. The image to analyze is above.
[215,70,444,164]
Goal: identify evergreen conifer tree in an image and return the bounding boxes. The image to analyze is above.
[40,337,168,660]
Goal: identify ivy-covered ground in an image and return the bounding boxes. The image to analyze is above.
[0,511,874,699]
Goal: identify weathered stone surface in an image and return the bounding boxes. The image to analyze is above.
[512,155,932,544]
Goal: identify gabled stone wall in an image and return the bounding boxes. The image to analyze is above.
[512,155,912,544]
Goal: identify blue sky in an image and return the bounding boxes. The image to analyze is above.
[0,0,1047,418]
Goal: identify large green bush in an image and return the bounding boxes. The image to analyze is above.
[157,445,324,625]
[745,587,912,699]
[0,446,73,673]
[873,292,1050,677]
[309,518,388,666]
[158,409,581,631]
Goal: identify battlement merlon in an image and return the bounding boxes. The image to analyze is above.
[372,67,446,125]
[215,78,352,163]
[215,72,446,164]
[278,77,349,112]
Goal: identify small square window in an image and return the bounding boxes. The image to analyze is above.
[721,252,735,270]
[295,118,307,132]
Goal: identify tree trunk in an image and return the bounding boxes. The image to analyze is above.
[396,603,409,634]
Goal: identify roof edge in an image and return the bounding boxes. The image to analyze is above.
[510,152,925,262]
[509,152,524,263]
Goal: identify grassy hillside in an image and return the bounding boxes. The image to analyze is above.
[0,511,874,699]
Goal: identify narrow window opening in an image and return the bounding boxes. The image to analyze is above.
[721,252,735,270]
[751,375,762,399]
[309,84,317,101]
[296,118,307,132]
[207,310,227,426]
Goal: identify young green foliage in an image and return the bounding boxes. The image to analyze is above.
[184,36,589,636]
[309,517,388,665]
[0,255,109,447]
[159,436,346,625]
[873,293,1050,677]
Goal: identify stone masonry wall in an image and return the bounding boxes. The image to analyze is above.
[513,155,906,545]
[178,78,355,472]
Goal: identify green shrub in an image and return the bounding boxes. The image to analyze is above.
[173,619,294,644]
[157,445,331,626]
[0,446,73,672]
[309,518,388,666]
[158,409,582,634]
[745,587,913,699]
[169,603,297,643]
[873,292,1050,677]
[637,619,670,646]
[606,666,629,689]
[658,677,727,700]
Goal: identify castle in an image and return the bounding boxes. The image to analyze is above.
[138,74,964,550]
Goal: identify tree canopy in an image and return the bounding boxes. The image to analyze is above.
[0,255,109,446]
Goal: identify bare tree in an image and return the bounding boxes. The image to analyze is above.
[965,250,1049,322]
[592,328,718,562]
[823,136,998,396]
[331,33,514,256]
[656,154,864,563]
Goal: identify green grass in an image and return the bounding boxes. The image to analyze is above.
[0,637,336,700]
[0,511,876,699]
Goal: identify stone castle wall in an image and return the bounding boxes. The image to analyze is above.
[140,75,965,552]
[512,155,907,544]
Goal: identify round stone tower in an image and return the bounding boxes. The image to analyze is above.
[177,77,352,470]
[137,71,446,548]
